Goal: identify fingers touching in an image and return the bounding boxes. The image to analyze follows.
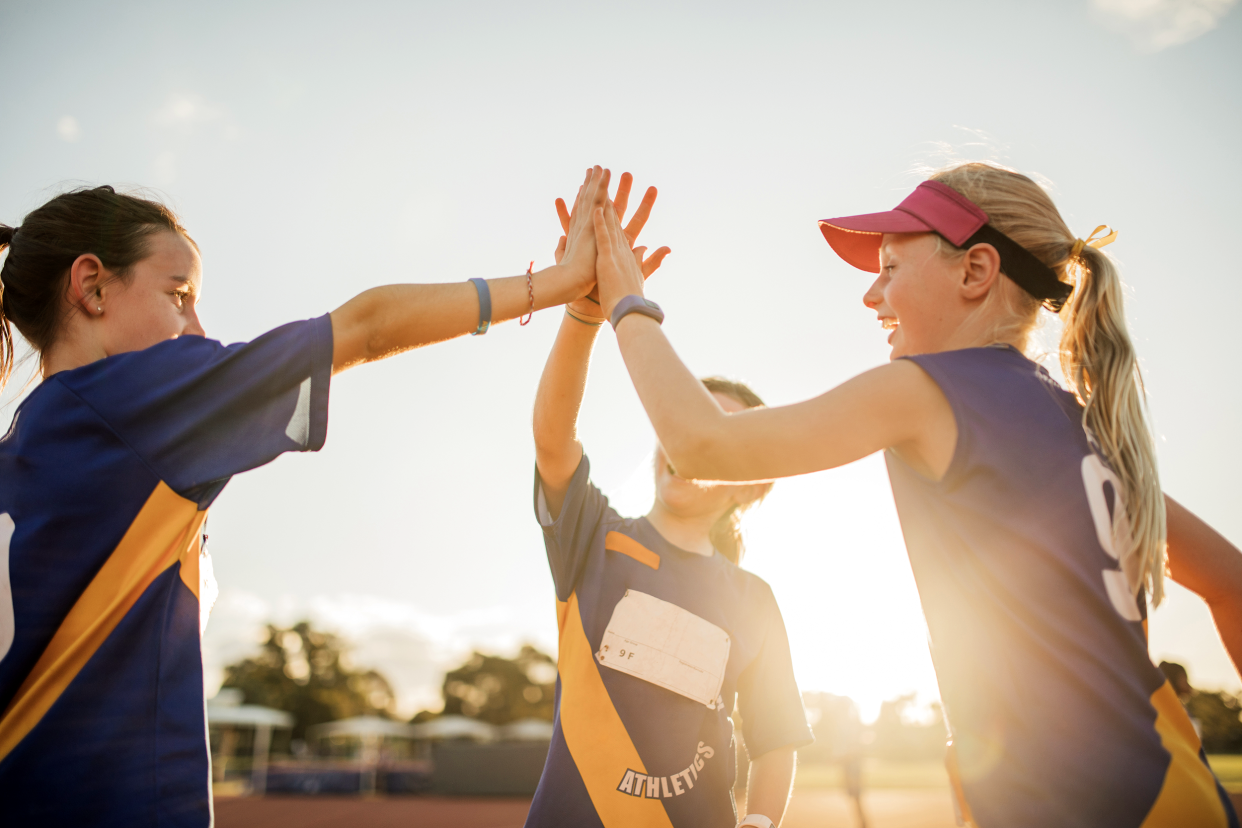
[555,167,668,310]
[555,168,657,241]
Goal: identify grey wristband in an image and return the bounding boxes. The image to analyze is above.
[610,295,664,330]
[468,278,491,335]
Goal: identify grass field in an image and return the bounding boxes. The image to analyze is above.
[797,755,1242,792]
[1210,755,1242,791]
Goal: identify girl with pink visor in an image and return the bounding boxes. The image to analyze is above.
[590,161,1242,828]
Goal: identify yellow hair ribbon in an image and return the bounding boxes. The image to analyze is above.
[1070,225,1118,260]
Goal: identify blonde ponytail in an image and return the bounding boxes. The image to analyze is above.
[1061,244,1165,604]
[932,163,1166,605]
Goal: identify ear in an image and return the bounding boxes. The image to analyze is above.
[960,243,1002,302]
[68,253,106,316]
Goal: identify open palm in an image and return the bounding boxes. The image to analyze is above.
[553,171,670,318]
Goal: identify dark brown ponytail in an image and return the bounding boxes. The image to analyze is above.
[0,224,15,387]
[0,186,192,390]
[701,376,774,565]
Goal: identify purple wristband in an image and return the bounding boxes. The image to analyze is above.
[610,295,665,330]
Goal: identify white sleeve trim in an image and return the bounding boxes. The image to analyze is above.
[284,376,313,446]
[536,482,555,527]
[0,514,15,665]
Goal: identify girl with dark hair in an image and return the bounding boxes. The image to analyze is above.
[0,169,615,825]
[590,163,1242,827]
[526,173,811,828]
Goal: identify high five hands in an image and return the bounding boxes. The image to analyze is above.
[554,167,671,319]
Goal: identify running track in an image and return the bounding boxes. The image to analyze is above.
[215,790,1242,827]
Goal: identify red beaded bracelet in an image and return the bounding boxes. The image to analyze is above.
[519,261,534,326]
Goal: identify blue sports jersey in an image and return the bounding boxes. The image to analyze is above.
[0,315,333,826]
[527,456,812,828]
[887,345,1237,828]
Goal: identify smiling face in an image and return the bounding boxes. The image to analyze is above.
[97,230,205,354]
[861,232,967,360]
[653,391,752,520]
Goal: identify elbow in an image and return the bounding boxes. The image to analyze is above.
[332,290,389,368]
[664,430,731,482]
[532,430,565,464]
[533,421,581,474]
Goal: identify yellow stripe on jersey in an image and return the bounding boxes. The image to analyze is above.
[0,482,205,762]
[557,592,675,828]
[179,521,202,598]
[1141,680,1228,828]
[605,532,660,570]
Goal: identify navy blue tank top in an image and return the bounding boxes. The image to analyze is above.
[887,345,1236,828]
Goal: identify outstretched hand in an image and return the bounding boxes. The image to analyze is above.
[554,171,669,316]
[554,167,613,301]
[594,196,661,319]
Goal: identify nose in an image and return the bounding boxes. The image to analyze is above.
[184,305,206,338]
[863,274,884,310]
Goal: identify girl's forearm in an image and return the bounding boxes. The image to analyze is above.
[330,267,578,373]
[1165,495,1242,678]
[744,746,796,827]
[533,313,601,502]
[1207,603,1242,682]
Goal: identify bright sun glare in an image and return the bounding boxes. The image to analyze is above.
[608,450,941,723]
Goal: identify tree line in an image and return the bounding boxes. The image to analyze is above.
[221,622,1242,753]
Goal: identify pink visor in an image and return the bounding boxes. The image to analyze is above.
[818,180,989,273]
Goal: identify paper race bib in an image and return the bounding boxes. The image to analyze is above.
[596,590,730,708]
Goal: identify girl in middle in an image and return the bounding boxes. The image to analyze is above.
[523,173,813,828]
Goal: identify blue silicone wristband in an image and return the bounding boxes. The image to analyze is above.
[469,278,491,336]
[610,295,664,330]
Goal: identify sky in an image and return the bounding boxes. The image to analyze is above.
[1,0,1239,722]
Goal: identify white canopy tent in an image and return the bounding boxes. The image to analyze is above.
[497,718,554,742]
[206,689,294,794]
[409,715,497,742]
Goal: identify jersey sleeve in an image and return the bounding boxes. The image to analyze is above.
[737,584,814,758]
[533,454,611,602]
[58,314,334,508]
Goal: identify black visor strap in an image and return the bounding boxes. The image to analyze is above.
[960,224,1072,312]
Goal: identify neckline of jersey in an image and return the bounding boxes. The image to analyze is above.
[636,516,725,563]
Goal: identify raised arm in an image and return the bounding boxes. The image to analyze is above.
[534,174,668,518]
[590,198,955,483]
[1164,495,1242,679]
[329,167,608,374]
[533,308,605,518]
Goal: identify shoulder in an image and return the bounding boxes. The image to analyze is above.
[57,335,227,395]
[723,564,784,614]
[58,317,332,407]
[901,346,1077,418]
[902,345,1045,388]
